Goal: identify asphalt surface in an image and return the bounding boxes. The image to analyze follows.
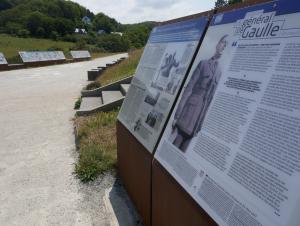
[0,54,127,226]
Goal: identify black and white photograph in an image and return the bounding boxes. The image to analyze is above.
[165,66,186,95]
[151,51,180,91]
[144,91,160,106]
[170,35,229,152]
[145,110,163,129]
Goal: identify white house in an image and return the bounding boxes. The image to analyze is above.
[82,16,91,25]
[74,28,87,35]
[111,32,123,36]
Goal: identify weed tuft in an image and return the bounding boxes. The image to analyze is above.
[75,144,115,182]
[85,82,101,91]
[74,97,82,110]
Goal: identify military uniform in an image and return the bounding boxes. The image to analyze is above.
[172,57,221,152]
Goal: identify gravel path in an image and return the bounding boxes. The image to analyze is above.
[0,54,127,226]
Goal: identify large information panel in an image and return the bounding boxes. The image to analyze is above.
[117,17,209,152]
[19,51,65,63]
[70,50,91,59]
[155,1,300,226]
[0,53,8,65]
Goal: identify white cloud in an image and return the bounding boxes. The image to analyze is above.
[71,0,214,24]
[135,0,179,9]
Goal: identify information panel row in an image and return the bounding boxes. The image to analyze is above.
[17,50,91,63]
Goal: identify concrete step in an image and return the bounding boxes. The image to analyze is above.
[106,64,113,67]
[102,91,123,104]
[120,84,130,95]
[88,70,99,81]
[103,182,143,226]
[79,97,103,111]
[97,66,106,70]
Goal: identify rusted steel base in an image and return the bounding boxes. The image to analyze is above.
[0,64,8,71]
[117,121,152,226]
[152,159,217,226]
[24,59,66,67]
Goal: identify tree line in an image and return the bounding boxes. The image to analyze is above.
[0,0,246,52]
[215,0,244,8]
[0,0,156,52]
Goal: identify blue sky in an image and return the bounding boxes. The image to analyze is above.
[71,0,215,24]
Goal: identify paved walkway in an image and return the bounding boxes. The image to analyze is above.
[0,54,127,226]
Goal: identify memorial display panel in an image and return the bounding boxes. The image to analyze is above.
[0,53,8,65]
[117,17,209,152]
[70,50,91,59]
[19,51,65,63]
[155,1,300,226]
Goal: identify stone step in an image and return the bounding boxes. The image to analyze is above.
[102,91,124,104]
[88,69,101,81]
[103,185,142,226]
[79,97,103,111]
[106,63,113,67]
[97,66,106,70]
[120,84,130,94]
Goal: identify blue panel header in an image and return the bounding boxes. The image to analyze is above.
[211,0,300,26]
[148,17,208,43]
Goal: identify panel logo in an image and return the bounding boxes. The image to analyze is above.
[214,14,224,24]
[234,11,283,39]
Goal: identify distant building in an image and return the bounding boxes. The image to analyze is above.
[74,28,87,35]
[97,30,106,35]
[111,32,123,36]
[82,16,91,25]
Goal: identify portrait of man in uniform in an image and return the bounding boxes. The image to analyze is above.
[170,35,229,152]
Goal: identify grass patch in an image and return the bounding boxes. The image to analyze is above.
[74,110,119,182]
[95,48,143,86]
[91,52,117,59]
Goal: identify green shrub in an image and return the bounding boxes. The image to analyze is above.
[85,82,101,90]
[97,34,130,52]
[73,39,87,50]
[17,29,30,38]
[74,97,82,110]
[6,55,22,64]
[50,31,59,41]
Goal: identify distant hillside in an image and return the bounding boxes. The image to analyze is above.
[0,0,116,37]
[0,0,157,52]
